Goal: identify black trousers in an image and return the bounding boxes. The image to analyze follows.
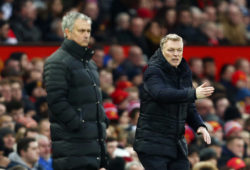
[137,151,189,170]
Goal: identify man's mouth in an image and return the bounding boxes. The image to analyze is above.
[172,59,179,62]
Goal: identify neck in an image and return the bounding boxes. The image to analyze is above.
[42,155,50,161]
[22,157,35,168]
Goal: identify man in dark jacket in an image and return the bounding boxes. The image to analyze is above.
[218,136,245,168]
[133,34,214,170]
[43,12,107,170]
[10,0,41,42]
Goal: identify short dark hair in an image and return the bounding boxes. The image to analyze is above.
[226,136,243,145]
[213,94,227,105]
[202,57,214,64]
[188,144,199,156]
[224,106,242,122]
[0,79,10,86]
[17,137,36,156]
[129,108,140,119]
[199,148,217,161]
[9,52,26,61]
[24,127,39,137]
[13,0,33,14]
[219,64,232,77]
[106,137,117,143]
[177,6,191,14]
[0,19,8,28]
[188,57,201,66]
[92,44,104,51]
[235,58,247,70]
[6,101,23,113]
[9,78,24,89]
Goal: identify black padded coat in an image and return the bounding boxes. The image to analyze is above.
[44,39,107,170]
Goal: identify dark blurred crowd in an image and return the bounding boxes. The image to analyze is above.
[0,48,249,169]
[1,0,250,56]
[0,0,250,170]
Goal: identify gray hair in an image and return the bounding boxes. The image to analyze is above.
[115,12,130,24]
[62,11,92,38]
[160,34,183,49]
[190,6,202,15]
[35,134,49,142]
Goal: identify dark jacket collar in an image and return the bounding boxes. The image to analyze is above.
[149,48,191,77]
[222,145,237,158]
[61,39,94,61]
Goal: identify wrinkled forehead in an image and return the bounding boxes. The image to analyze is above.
[163,40,183,48]
[73,18,91,28]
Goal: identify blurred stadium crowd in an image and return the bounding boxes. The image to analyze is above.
[0,0,250,170]
[0,0,250,50]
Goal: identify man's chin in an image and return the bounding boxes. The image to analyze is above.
[79,43,89,47]
[170,63,179,68]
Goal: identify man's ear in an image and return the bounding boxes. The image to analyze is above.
[64,28,70,39]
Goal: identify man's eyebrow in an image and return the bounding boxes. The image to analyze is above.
[78,28,91,31]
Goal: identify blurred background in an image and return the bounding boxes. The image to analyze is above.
[0,0,250,170]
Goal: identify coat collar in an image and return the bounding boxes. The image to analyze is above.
[61,39,94,61]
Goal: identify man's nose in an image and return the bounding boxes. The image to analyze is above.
[173,50,179,56]
[84,32,90,36]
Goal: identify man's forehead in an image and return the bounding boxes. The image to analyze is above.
[164,40,183,48]
[74,19,91,27]
[29,141,38,147]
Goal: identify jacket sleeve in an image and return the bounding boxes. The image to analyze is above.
[144,66,196,103]
[44,60,81,131]
[186,103,206,132]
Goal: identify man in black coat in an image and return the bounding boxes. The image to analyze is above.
[133,34,214,170]
[43,12,107,170]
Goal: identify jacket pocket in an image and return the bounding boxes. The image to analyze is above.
[77,108,85,126]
